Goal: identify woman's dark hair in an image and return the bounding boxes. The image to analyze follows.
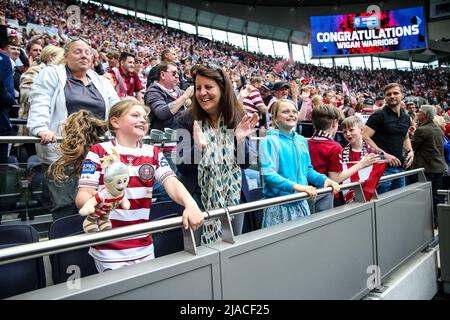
[190,64,243,129]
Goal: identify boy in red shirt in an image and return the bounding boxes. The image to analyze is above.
[340,116,381,203]
[308,106,377,212]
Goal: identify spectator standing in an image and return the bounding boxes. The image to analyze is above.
[362,83,414,194]
[241,76,267,121]
[25,41,42,67]
[51,99,204,272]
[259,99,339,227]
[412,105,447,227]
[176,64,258,245]
[108,52,144,102]
[146,48,180,88]
[145,62,193,131]
[308,105,376,210]
[27,38,119,220]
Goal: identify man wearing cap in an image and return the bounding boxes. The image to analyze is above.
[362,97,375,111]
[259,81,273,104]
[362,83,413,194]
[374,94,384,110]
[268,81,290,107]
[265,81,299,127]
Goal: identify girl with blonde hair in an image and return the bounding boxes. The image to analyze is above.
[260,99,339,227]
[53,98,203,272]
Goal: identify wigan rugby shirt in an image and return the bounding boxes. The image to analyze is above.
[78,140,175,263]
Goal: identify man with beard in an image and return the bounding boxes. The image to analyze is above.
[108,52,144,102]
[362,83,414,194]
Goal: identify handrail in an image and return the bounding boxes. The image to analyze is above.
[378,168,426,182]
[10,118,27,125]
[0,136,177,144]
[0,182,361,266]
[0,191,42,199]
[437,189,450,204]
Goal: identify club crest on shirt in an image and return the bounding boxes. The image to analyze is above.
[138,163,155,182]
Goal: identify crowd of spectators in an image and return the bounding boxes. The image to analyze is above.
[1,0,448,107]
[0,0,449,280]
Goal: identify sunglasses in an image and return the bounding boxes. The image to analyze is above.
[191,62,225,83]
[163,70,178,77]
[64,36,91,48]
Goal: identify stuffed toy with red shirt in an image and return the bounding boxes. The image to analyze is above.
[79,148,131,233]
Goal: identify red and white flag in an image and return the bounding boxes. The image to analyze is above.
[342,81,350,96]
[342,161,387,203]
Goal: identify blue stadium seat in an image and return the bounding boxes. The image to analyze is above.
[48,214,97,284]
[0,225,46,299]
[241,169,264,233]
[0,164,21,213]
[152,213,185,258]
[150,201,184,258]
[149,200,183,221]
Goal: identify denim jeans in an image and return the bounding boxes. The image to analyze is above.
[307,193,334,214]
[42,164,79,221]
[376,166,405,195]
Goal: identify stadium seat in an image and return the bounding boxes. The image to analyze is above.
[443,175,450,191]
[0,225,46,299]
[149,200,184,221]
[152,213,185,258]
[0,164,21,212]
[149,201,185,258]
[241,170,264,233]
[48,214,97,284]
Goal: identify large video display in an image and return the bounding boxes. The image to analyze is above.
[310,6,427,57]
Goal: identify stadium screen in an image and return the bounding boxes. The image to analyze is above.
[310,6,427,58]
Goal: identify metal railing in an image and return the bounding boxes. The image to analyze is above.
[0,135,177,144]
[0,181,365,266]
[0,135,427,266]
[10,118,27,125]
[379,168,427,182]
[438,189,450,204]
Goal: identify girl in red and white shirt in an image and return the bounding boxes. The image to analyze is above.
[53,98,203,272]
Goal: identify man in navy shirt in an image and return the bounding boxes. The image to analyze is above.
[362,83,414,194]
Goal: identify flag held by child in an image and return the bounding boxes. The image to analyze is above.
[342,161,387,203]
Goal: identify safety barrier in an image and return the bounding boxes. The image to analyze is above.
[1,169,434,299]
[373,170,434,281]
[437,203,450,294]
[0,134,177,145]
[438,190,450,204]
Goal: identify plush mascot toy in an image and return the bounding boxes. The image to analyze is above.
[79,148,131,233]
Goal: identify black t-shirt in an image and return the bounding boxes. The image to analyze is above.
[365,105,411,165]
